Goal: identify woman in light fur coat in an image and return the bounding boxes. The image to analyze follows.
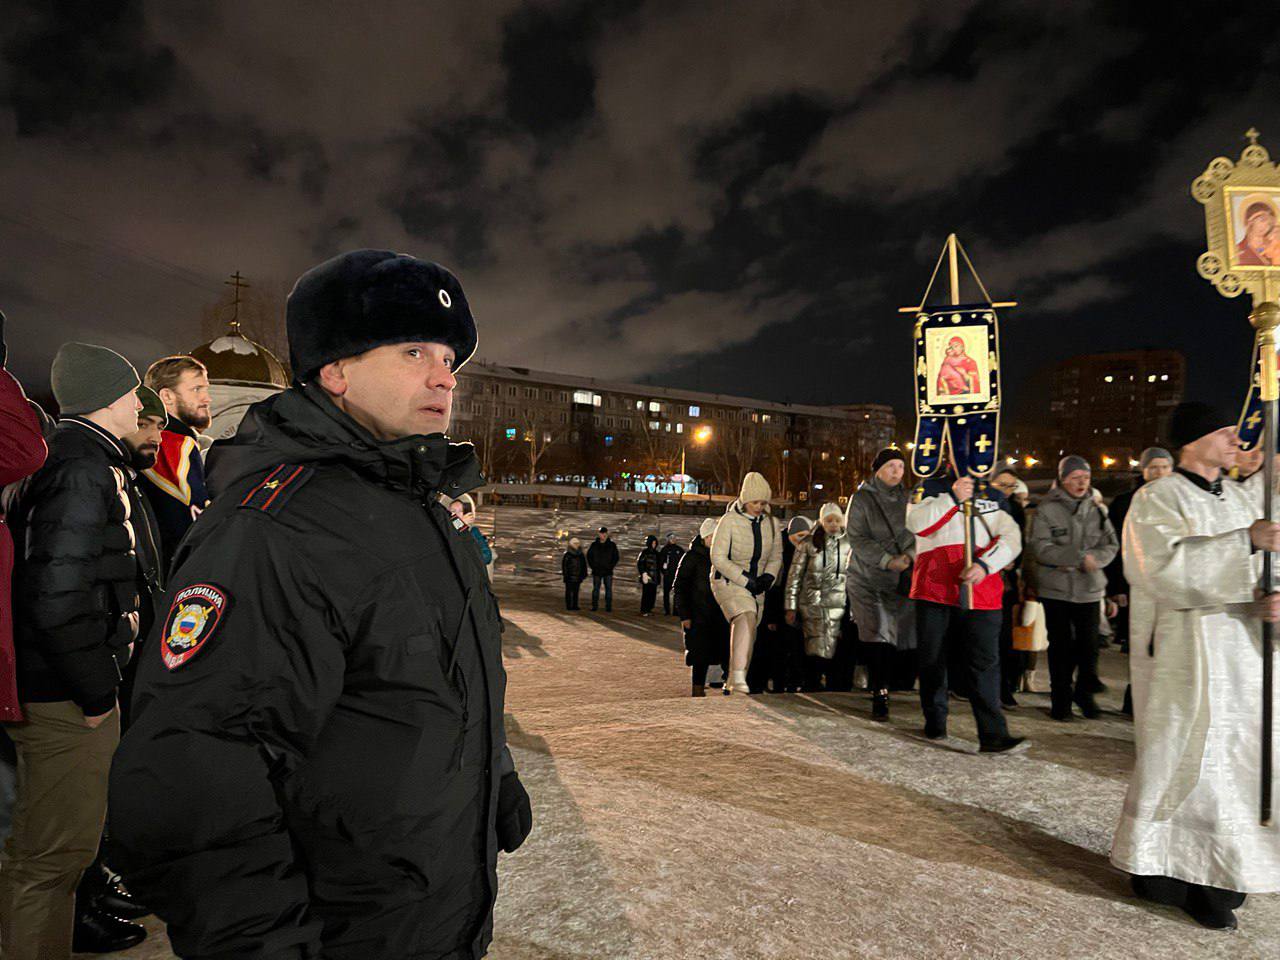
[786,502,854,693]
[710,471,782,694]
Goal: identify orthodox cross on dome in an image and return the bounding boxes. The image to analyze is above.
[224,271,250,334]
[1246,128,1261,147]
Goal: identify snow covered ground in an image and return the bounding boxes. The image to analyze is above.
[115,508,1279,959]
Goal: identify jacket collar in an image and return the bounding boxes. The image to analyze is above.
[163,417,198,440]
[58,416,128,462]
[1175,466,1223,496]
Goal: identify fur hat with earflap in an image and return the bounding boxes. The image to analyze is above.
[738,471,772,504]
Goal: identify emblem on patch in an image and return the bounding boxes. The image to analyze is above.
[161,583,230,670]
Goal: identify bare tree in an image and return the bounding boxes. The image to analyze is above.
[520,410,568,482]
[711,423,762,493]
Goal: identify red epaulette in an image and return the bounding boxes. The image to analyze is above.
[237,464,314,514]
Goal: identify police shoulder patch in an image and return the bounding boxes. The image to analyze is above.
[238,464,314,514]
[161,583,230,670]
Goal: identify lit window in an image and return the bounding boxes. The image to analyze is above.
[1104,375,1114,383]
[649,401,661,413]
[649,420,660,430]
[665,423,672,432]
[1147,374,1156,382]
[604,435,614,447]
[635,400,644,410]
[505,428,517,440]
[1161,374,1169,381]
[676,423,684,434]
[689,405,701,417]
[543,432,552,443]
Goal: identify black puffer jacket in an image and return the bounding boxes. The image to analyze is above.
[561,548,587,583]
[637,541,660,581]
[586,537,618,575]
[11,417,139,716]
[673,536,729,667]
[109,385,526,960]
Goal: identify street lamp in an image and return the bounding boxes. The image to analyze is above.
[1101,455,1116,469]
[680,426,713,498]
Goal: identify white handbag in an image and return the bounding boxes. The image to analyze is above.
[1012,600,1049,652]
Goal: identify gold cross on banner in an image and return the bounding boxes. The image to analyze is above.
[919,437,937,456]
[1248,410,1263,429]
[974,435,992,453]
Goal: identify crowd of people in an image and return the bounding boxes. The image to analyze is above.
[651,415,1280,931]
[0,245,1275,955]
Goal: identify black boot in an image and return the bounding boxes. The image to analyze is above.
[76,860,151,920]
[1074,690,1101,719]
[1184,884,1245,930]
[73,905,147,953]
[871,689,889,722]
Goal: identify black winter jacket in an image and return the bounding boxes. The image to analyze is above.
[561,548,587,583]
[109,385,521,960]
[658,543,684,583]
[586,538,619,575]
[636,546,660,581]
[11,418,139,715]
[673,537,729,666]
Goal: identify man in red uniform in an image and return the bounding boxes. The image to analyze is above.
[140,355,211,560]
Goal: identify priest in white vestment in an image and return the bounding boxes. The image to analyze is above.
[1111,401,1280,930]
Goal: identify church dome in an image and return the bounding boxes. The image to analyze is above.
[190,325,289,388]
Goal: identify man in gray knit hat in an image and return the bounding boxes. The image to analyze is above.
[0,343,148,957]
[1024,455,1118,721]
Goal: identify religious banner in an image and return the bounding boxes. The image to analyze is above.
[1192,129,1280,449]
[911,306,1002,478]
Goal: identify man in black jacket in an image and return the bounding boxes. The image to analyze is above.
[587,526,619,612]
[109,250,532,960]
[658,533,684,615]
[0,342,145,959]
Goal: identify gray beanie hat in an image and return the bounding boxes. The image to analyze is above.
[786,515,812,536]
[51,342,140,417]
[1139,446,1173,470]
[1057,454,1090,481]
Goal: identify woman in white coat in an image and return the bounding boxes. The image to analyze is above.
[710,471,782,694]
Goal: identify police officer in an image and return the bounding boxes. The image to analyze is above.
[108,250,532,959]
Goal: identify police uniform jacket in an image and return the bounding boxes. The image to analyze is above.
[109,384,518,960]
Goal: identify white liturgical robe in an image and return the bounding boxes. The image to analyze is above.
[1111,470,1280,891]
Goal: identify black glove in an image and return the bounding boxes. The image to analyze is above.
[496,771,532,853]
[755,573,775,593]
[745,576,763,596]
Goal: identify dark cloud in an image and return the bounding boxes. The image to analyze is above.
[0,0,1276,429]
[3,0,176,135]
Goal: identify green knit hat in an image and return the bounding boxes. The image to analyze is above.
[135,385,168,427]
[50,342,140,417]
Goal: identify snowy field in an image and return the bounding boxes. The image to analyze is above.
[115,507,1279,959]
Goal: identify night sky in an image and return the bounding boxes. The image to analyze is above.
[1,1,1277,423]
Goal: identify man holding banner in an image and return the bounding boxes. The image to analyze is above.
[906,470,1028,754]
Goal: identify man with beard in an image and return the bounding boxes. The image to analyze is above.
[140,355,212,560]
[110,250,531,959]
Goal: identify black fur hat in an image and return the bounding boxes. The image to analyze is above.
[286,249,478,382]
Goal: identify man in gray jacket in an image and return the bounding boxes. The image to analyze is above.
[1025,455,1118,720]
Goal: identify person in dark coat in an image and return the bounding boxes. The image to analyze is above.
[587,526,619,611]
[991,468,1028,707]
[658,533,684,615]
[637,534,661,615]
[108,250,531,960]
[2,343,146,958]
[562,537,588,610]
[674,518,729,696]
[751,516,811,693]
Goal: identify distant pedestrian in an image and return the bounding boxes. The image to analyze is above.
[587,526,619,612]
[637,535,660,615]
[710,472,782,695]
[449,492,492,576]
[1025,455,1118,721]
[659,533,685,615]
[562,537,588,610]
[674,518,729,697]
